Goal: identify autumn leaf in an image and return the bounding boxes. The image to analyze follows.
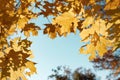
[17,17,28,29]
[82,17,94,28]
[25,61,36,76]
[52,10,79,36]
[105,0,120,10]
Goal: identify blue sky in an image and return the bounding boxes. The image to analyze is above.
[23,16,110,80]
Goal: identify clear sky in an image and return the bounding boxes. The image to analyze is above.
[22,16,110,80]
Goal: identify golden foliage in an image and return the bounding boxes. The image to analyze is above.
[41,0,120,61]
[0,38,36,79]
[0,0,120,79]
[0,0,39,79]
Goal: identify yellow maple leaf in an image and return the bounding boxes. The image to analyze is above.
[52,10,79,35]
[25,61,36,76]
[105,0,120,10]
[82,17,94,28]
[17,17,28,29]
[91,19,110,37]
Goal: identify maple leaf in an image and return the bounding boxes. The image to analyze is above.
[25,61,36,76]
[0,38,36,79]
[82,17,94,28]
[105,0,120,10]
[52,10,79,36]
[22,23,41,37]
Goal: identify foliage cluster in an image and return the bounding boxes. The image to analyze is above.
[0,0,120,79]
